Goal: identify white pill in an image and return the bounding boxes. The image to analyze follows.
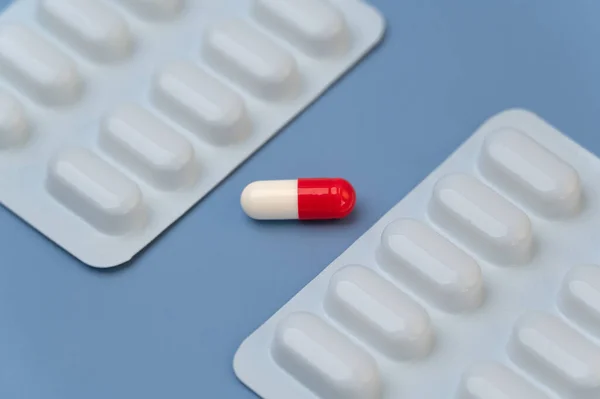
[272,312,383,399]
[0,24,83,105]
[559,265,600,337]
[153,61,250,146]
[100,103,197,190]
[429,173,533,265]
[457,362,550,399]
[203,19,299,100]
[379,218,484,312]
[253,0,349,57]
[46,148,145,234]
[324,265,434,360]
[479,128,581,218]
[39,0,134,62]
[508,312,600,396]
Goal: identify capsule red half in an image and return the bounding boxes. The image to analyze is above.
[241,178,356,220]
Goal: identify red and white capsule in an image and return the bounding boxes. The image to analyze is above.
[241,178,356,220]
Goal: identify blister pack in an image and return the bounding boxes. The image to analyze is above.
[234,109,600,399]
[0,0,385,267]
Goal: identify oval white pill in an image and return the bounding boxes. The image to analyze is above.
[153,61,250,146]
[203,20,299,100]
[272,312,383,399]
[46,148,146,234]
[480,128,582,218]
[379,218,484,312]
[457,362,550,399]
[39,0,134,62]
[509,312,600,395]
[325,265,434,359]
[0,24,83,105]
[429,173,533,265]
[253,0,349,57]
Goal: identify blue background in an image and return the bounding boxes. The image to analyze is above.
[2,0,600,397]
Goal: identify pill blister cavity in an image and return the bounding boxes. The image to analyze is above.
[559,265,600,337]
[379,218,484,312]
[508,312,600,398]
[324,265,434,360]
[117,0,183,21]
[100,103,198,190]
[429,173,533,265]
[0,24,83,105]
[0,92,29,148]
[153,61,251,145]
[271,312,383,399]
[253,0,349,57]
[457,362,550,399]
[39,0,134,62]
[203,20,299,100]
[46,148,146,234]
[480,128,582,218]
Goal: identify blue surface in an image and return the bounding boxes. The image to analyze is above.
[3,0,600,397]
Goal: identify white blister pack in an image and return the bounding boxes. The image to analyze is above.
[0,0,385,267]
[234,109,600,399]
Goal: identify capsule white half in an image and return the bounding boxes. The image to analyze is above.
[429,173,533,265]
[272,312,382,399]
[47,148,145,234]
[0,92,29,148]
[379,218,484,312]
[480,128,582,218]
[100,104,197,190]
[0,24,82,105]
[253,0,349,57]
[325,265,434,360]
[457,362,550,399]
[241,180,297,220]
[39,0,134,62]
[508,312,600,397]
[559,265,600,337]
[203,20,299,100]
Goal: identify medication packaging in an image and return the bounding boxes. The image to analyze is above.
[0,0,385,267]
[234,109,600,399]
